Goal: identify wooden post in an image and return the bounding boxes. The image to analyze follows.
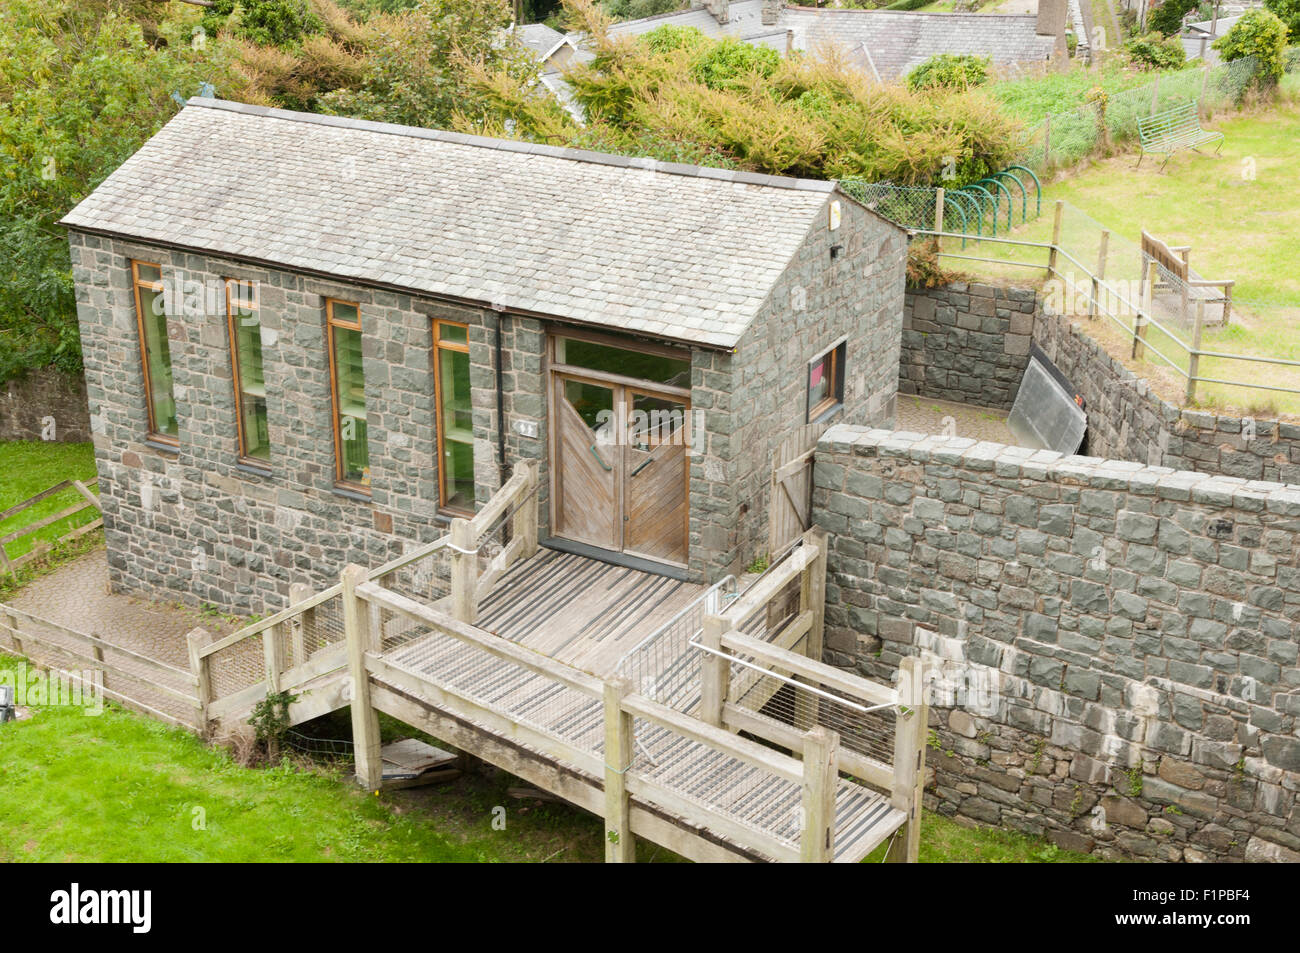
[450,516,477,624]
[602,678,636,863]
[343,563,383,790]
[699,614,728,727]
[263,621,285,694]
[1186,298,1206,404]
[800,726,838,862]
[886,656,927,863]
[289,582,311,668]
[511,460,538,560]
[1134,259,1157,360]
[1091,229,1110,320]
[1047,199,1064,277]
[794,528,828,731]
[186,627,212,738]
[4,608,23,658]
[933,187,945,255]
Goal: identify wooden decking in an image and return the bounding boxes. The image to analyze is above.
[475,549,703,677]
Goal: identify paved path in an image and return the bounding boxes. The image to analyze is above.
[893,394,1023,447]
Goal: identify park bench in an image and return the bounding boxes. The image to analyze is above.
[1140,229,1234,327]
[1136,101,1224,170]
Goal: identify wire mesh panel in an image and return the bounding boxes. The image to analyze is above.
[207,629,267,701]
[613,576,736,713]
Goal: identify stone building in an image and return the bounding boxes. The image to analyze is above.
[62,98,906,613]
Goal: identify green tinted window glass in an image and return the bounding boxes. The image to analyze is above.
[137,283,177,438]
[563,378,615,435]
[438,346,474,509]
[232,300,269,463]
[557,338,690,388]
[333,322,368,485]
[438,323,468,347]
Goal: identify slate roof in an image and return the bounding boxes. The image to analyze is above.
[515,22,568,60]
[61,99,856,349]
[607,1,1058,79]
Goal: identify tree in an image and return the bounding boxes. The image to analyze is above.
[1147,0,1198,36]
[0,1,250,380]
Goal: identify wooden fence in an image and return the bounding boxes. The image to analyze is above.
[0,477,101,574]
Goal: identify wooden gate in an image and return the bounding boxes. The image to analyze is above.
[768,423,826,555]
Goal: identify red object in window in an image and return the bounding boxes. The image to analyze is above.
[810,362,824,387]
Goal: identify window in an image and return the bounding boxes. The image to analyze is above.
[327,300,369,491]
[227,280,270,467]
[434,320,474,513]
[131,261,177,442]
[553,335,691,388]
[807,341,845,422]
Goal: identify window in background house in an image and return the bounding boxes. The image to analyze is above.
[434,320,474,513]
[327,300,369,491]
[227,280,270,467]
[132,261,178,442]
[807,340,846,423]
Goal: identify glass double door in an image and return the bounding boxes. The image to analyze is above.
[552,372,689,566]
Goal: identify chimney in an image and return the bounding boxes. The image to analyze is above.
[1035,0,1068,37]
[704,0,730,24]
[762,0,784,26]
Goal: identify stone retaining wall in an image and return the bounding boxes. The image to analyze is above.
[0,368,91,443]
[813,424,1300,862]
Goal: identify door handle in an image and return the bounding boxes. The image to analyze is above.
[630,456,655,477]
[589,443,613,471]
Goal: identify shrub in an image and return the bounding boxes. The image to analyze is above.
[1147,0,1198,36]
[906,53,991,92]
[1214,8,1290,85]
[202,0,323,47]
[639,24,709,55]
[906,240,965,288]
[689,37,781,90]
[1123,31,1188,70]
[1264,0,1300,42]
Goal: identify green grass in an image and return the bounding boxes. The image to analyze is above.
[950,99,1300,417]
[0,656,1096,863]
[990,58,1164,123]
[0,441,99,562]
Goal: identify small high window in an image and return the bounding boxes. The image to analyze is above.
[807,341,845,423]
[227,280,270,467]
[131,261,178,443]
[327,300,369,491]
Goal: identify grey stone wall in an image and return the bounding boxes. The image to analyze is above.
[814,424,1300,862]
[0,368,91,443]
[720,199,906,576]
[900,283,1036,410]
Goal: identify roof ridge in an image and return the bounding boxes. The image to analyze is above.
[186,98,836,195]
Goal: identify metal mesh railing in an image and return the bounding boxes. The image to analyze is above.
[840,171,1042,239]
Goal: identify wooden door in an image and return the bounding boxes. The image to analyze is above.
[768,422,826,555]
[622,389,689,566]
[553,375,620,550]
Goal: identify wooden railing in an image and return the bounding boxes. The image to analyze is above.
[194,461,540,733]
[0,477,101,574]
[0,602,202,730]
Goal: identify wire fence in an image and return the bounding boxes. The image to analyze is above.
[1019,54,1278,173]
[921,199,1300,415]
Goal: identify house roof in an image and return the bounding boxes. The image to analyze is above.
[606,1,1058,79]
[61,98,860,349]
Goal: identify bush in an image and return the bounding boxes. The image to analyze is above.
[906,53,991,92]
[1264,0,1300,42]
[1147,0,1198,36]
[1214,8,1290,85]
[1123,32,1188,70]
[688,37,781,91]
[601,0,683,19]
[202,0,323,46]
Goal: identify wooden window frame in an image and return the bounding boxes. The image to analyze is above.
[226,279,270,471]
[807,340,846,423]
[433,320,474,516]
[131,260,178,446]
[326,299,370,495]
[548,329,692,399]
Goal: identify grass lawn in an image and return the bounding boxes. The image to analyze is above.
[951,99,1300,417]
[0,441,99,562]
[0,655,1095,863]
